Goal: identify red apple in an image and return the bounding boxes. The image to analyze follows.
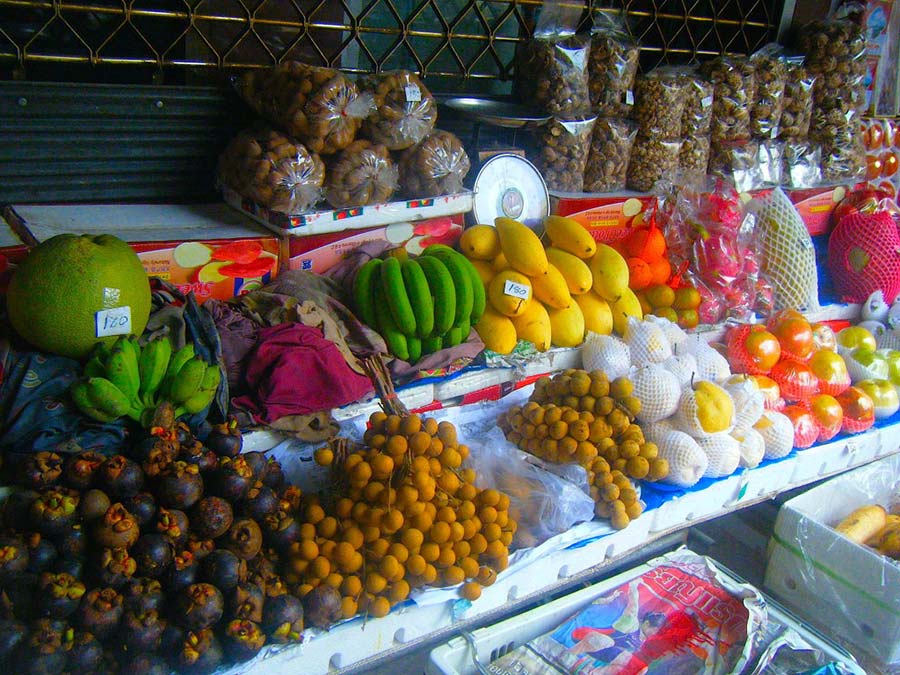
[782,404,819,449]
[767,311,815,362]
[809,393,844,442]
[770,360,819,403]
[725,324,782,375]
[807,348,851,396]
[836,385,876,434]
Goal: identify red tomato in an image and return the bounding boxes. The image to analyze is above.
[864,119,885,150]
[866,153,884,180]
[767,312,815,363]
[836,385,876,434]
[882,151,899,178]
[809,393,844,442]
[770,360,819,403]
[782,404,819,449]
[726,324,782,375]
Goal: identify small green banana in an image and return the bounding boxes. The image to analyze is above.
[83,356,106,379]
[168,358,207,404]
[104,346,141,407]
[84,377,135,419]
[138,335,172,405]
[165,343,196,381]
[69,379,119,423]
[199,362,222,394]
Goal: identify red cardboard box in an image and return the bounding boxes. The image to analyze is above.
[783,185,851,236]
[284,215,464,274]
[2,203,280,303]
[550,193,656,242]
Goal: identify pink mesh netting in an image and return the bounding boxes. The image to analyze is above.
[828,210,900,304]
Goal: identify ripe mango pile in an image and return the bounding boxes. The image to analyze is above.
[459,216,644,355]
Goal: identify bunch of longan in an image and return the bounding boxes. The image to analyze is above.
[306,411,515,620]
[498,369,668,529]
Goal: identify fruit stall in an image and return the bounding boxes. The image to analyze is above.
[1,1,900,674]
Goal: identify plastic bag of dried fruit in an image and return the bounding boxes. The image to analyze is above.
[216,124,325,213]
[588,10,640,117]
[749,187,821,312]
[357,70,437,151]
[397,129,471,197]
[324,140,398,208]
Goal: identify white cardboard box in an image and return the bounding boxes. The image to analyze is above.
[764,451,900,664]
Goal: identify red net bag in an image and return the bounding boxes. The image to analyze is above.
[827,210,900,304]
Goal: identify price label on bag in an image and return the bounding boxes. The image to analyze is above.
[95,306,132,337]
[701,95,713,108]
[503,280,530,300]
[405,85,422,102]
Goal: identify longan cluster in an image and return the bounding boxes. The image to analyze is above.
[498,369,669,530]
[305,411,514,617]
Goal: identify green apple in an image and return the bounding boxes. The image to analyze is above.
[846,347,890,382]
[878,348,900,388]
[856,379,899,419]
[836,326,878,355]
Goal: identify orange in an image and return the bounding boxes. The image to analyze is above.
[626,257,652,291]
[648,257,672,286]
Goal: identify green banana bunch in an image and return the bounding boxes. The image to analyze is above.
[158,343,221,418]
[138,334,173,406]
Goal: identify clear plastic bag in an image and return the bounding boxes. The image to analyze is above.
[818,123,866,184]
[750,45,787,139]
[780,58,815,139]
[468,426,595,549]
[538,115,597,192]
[324,140,398,208]
[677,69,715,137]
[758,139,784,187]
[627,136,682,193]
[583,117,637,193]
[397,129,471,197]
[782,140,822,188]
[357,70,437,151]
[701,56,757,143]
[633,69,687,139]
[216,124,325,213]
[709,139,761,192]
[799,13,867,116]
[588,12,640,117]
[236,61,373,155]
[679,135,711,179]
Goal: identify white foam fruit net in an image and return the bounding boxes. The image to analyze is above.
[751,187,820,312]
[697,433,741,478]
[624,317,673,364]
[632,364,681,423]
[582,333,632,380]
[755,410,795,459]
[731,426,765,468]
[657,430,708,487]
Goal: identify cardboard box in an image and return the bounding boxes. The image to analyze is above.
[2,203,280,303]
[284,215,464,274]
[222,186,474,237]
[764,450,900,665]
[550,192,655,242]
[783,185,851,236]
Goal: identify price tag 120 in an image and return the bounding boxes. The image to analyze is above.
[503,280,530,300]
[95,306,133,338]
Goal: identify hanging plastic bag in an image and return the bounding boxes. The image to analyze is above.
[750,44,787,140]
[700,56,757,143]
[679,135,711,180]
[588,10,640,117]
[779,57,815,139]
[583,117,637,193]
[633,68,687,139]
[538,115,597,193]
[677,68,715,137]
[324,140,398,208]
[217,124,325,213]
[709,139,762,192]
[357,70,437,150]
[627,136,682,193]
[397,129,471,197]
[782,140,822,189]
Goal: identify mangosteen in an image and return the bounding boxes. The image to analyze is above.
[179,440,218,475]
[262,510,301,553]
[264,592,305,641]
[186,535,215,561]
[261,457,285,489]
[227,582,265,623]
[205,417,242,457]
[246,553,277,586]
[209,456,254,502]
[98,455,144,498]
[200,549,246,590]
[0,535,29,581]
[171,627,223,675]
[222,517,263,560]
[93,546,137,588]
[223,618,266,662]
[131,534,174,578]
[154,461,203,511]
[37,571,85,618]
[0,618,27,660]
[53,523,85,559]
[28,488,79,536]
[61,451,105,491]
[91,503,139,549]
[261,573,289,600]
[278,485,303,512]
[174,421,194,448]
[154,507,189,548]
[17,617,67,675]
[140,446,175,480]
[301,584,341,631]
[79,488,111,522]
[240,483,278,521]
[241,451,268,479]
[130,434,176,465]
[190,496,233,540]
[25,532,57,574]
[124,491,157,529]
[75,587,123,639]
[167,550,199,591]
[2,489,37,530]
[21,452,63,490]
[122,577,165,614]
[120,608,166,651]
[121,653,170,675]
[172,583,224,631]
[65,631,103,671]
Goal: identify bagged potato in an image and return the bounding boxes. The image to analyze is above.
[237,61,373,155]
[397,129,471,197]
[357,70,437,150]
[325,140,398,208]
[217,125,325,213]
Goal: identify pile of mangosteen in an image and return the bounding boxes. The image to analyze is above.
[0,412,330,675]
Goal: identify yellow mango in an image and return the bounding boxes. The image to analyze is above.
[546,247,593,294]
[530,263,572,309]
[543,215,597,258]
[574,292,613,336]
[495,217,548,276]
[458,224,501,261]
[474,305,518,354]
[469,259,495,287]
[491,251,508,273]
[589,243,630,302]
[610,287,643,335]
[547,302,585,348]
[487,269,532,317]
[511,299,551,352]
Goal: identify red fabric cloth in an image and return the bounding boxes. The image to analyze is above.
[233,322,373,423]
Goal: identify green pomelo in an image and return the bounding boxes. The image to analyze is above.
[7,233,152,359]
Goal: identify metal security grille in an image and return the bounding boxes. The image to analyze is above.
[0,1,784,91]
